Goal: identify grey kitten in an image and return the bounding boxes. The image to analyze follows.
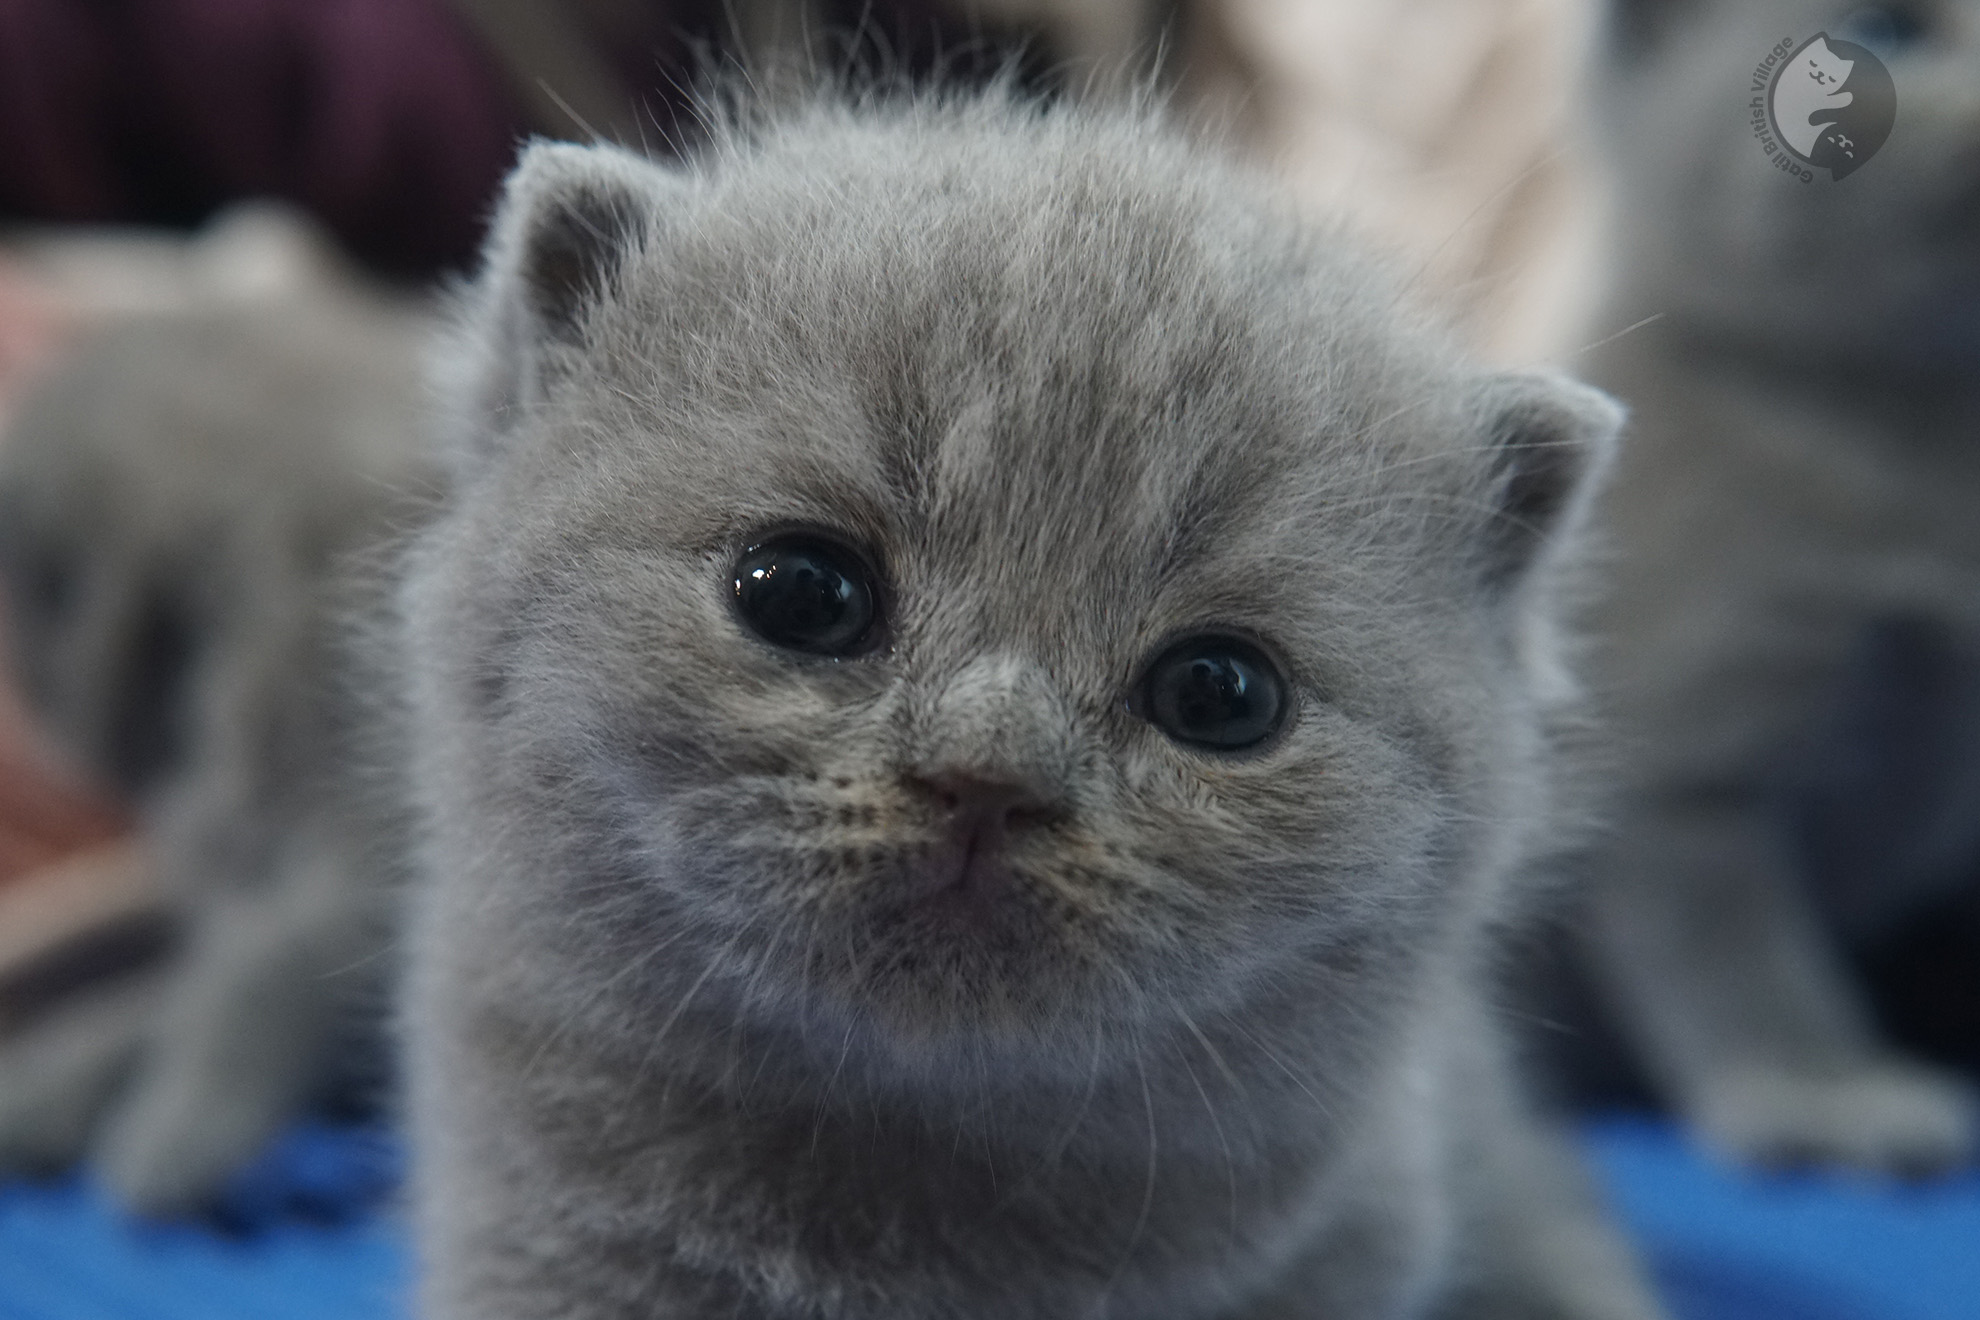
[1564,0,1980,1171]
[0,287,435,1213]
[399,91,1659,1319]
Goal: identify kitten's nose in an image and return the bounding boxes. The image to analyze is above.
[907,772,1059,834]
[901,653,1077,817]
[901,771,1059,907]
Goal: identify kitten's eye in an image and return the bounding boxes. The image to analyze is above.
[732,536,879,657]
[1137,636,1286,751]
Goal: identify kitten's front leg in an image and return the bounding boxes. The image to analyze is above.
[0,971,160,1177]
[92,838,385,1215]
[1586,794,1975,1173]
[1430,1134,1664,1320]
[1425,1024,1665,1320]
[412,1097,779,1320]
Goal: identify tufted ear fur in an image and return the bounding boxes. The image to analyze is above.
[437,141,675,472]
[1471,371,1624,592]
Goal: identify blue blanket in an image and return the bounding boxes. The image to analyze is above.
[1,1118,1974,1320]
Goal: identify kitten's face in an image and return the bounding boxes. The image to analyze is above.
[414,114,1609,1083]
[1609,0,1980,363]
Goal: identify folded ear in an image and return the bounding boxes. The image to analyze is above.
[438,141,674,470]
[1470,370,1624,591]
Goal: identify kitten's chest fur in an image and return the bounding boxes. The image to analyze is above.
[439,954,1457,1320]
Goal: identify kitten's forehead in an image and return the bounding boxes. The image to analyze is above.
[583,109,1469,638]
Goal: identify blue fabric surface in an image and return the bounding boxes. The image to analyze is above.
[1581,1118,1980,1320]
[0,1126,406,1320]
[0,1117,1974,1319]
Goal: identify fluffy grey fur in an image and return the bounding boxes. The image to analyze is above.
[0,288,435,1213]
[1568,0,1980,1171]
[400,91,1658,1319]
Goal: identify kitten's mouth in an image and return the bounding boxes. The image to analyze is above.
[881,773,1060,926]
[900,818,1023,925]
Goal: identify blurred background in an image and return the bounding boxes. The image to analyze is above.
[0,2,1976,1318]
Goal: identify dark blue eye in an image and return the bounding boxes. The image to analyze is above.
[733,537,878,656]
[1139,636,1286,750]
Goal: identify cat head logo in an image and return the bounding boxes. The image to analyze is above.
[1755,33,1896,181]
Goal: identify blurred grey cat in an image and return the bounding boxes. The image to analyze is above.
[399,90,1661,1320]
[1566,0,1980,1171]
[0,262,435,1213]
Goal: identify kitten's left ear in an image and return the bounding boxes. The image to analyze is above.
[493,141,663,348]
[1470,371,1624,589]
[438,140,677,471]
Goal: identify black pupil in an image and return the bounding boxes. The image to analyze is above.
[733,539,875,655]
[1145,639,1284,750]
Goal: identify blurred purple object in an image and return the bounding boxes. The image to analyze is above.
[0,0,526,274]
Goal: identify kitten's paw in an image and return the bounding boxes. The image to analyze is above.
[1691,1059,1977,1175]
[0,982,151,1177]
[92,1061,287,1217]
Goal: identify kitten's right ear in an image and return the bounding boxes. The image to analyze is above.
[1470,370,1624,593]
[440,141,674,469]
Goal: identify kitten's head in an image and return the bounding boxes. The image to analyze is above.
[1602,0,1980,366]
[408,97,1620,1087]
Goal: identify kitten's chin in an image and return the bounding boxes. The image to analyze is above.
[840,982,1125,1086]
[802,894,1129,1069]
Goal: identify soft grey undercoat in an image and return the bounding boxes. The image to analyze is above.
[400,93,1659,1319]
[1571,0,1980,1171]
